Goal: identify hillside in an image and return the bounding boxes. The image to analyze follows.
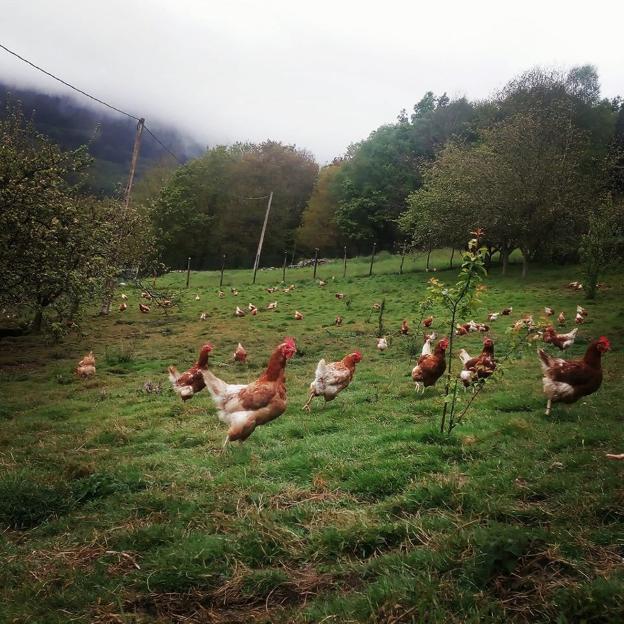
[0,81,204,194]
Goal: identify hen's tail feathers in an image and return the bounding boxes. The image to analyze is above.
[458,349,472,365]
[200,368,228,397]
[168,366,180,385]
[537,348,553,372]
[421,340,432,357]
[314,358,327,380]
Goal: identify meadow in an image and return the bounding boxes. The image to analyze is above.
[1,250,623,623]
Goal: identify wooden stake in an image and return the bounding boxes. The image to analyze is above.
[252,192,273,284]
[282,250,288,282]
[185,257,191,288]
[343,246,347,278]
[219,254,226,288]
[313,248,319,279]
[400,243,407,275]
[369,242,377,277]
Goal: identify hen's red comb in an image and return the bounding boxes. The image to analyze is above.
[282,337,296,349]
[598,336,611,347]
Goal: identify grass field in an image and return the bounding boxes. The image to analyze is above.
[1,250,623,623]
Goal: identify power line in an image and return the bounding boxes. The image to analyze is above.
[0,42,183,163]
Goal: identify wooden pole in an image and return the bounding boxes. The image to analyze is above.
[343,246,347,278]
[99,118,144,315]
[252,192,273,284]
[219,254,226,288]
[368,242,377,277]
[185,257,191,288]
[290,243,297,266]
[282,250,288,283]
[124,118,145,211]
[313,248,319,279]
[400,243,407,275]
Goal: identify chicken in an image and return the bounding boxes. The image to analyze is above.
[335,315,343,326]
[377,337,388,351]
[267,301,278,311]
[75,351,96,378]
[251,307,258,316]
[458,338,496,388]
[235,306,246,317]
[501,307,513,316]
[120,293,128,300]
[544,307,554,317]
[231,288,239,296]
[141,291,152,300]
[266,287,277,294]
[513,316,534,331]
[195,295,200,301]
[372,303,381,311]
[606,453,624,461]
[577,305,588,317]
[200,312,207,321]
[422,316,433,328]
[335,293,345,300]
[248,303,257,312]
[139,303,150,313]
[218,290,225,298]
[234,343,247,363]
[412,338,448,392]
[201,338,297,445]
[557,312,566,325]
[567,281,581,289]
[455,323,470,336]
[302,351,362,411]
[168,343,213,401]
[542,326,578,350]
[575,312,585,325]
[319,280,327,287]
[400,319,409,335]
[294,310,304,320]
[537,336,610,416]
[487,312,499,322]
[119,302,127,312]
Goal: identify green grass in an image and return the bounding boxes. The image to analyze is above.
[1,250,623,623]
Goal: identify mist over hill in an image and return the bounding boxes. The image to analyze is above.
[0,81,204,194]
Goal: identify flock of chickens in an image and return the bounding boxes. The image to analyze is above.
[75,279,613,451]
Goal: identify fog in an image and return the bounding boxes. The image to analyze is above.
[2,0,622,162]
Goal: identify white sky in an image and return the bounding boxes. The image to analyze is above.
[2,0,623,162]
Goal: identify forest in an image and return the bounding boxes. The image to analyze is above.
[1,64,623,332]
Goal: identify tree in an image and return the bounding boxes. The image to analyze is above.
[295,162,343,255]
[0,103,141,332]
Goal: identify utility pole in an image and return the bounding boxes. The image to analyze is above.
[186,257,191,288]
[100,117,144,315]
[343,246,347,278]
[312,248,319,279]
[369,242,377,277]
[219,254,226,288]
[252,192,273,284]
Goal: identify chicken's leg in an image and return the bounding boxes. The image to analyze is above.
[545,398,552,416]
[302,391,315,412]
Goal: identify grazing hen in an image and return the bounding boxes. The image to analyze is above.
[168,343,213,401]
[400,319,409,335]
[234,343,247,363]
[201,338,297,445]
[537,336,610,416]
[458,337,496,388]
[411,337,448,393]
[302,351,362,411]
[543,326,578,350]
[139,303,150,313]
[377,337,388,351]
[76,351,96,378]
[119,302,127,312]
[557,312,566,325]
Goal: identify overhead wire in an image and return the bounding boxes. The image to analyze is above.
[0,42,183,163]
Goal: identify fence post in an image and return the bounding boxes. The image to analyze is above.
[282,250,288,282]
[400,244,407,275]
[368,242,377,277]
[343,246,347,278]
[186,257,191,288]
[313,248,319,280]
[219,254,226,288]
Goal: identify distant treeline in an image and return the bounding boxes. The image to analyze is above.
[146,65,623,273]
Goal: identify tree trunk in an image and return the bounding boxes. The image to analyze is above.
[521,250,529,278]
[31,308,43,333]
[100,278,115,315]
[426,245,432,270]
[449,247,455,269]
[501,249,509,276]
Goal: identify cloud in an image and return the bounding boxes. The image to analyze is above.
[1,0,622,162]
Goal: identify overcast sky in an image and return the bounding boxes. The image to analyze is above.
[2,0,623,162]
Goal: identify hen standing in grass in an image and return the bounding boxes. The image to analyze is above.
[201,338,297,446]
[537,336,610,416]
[168,343,213,401]
[458,338,496,388]
[412,337,448,393]
[76,351,96,378]
[302,351,362,411]
[542,326,578,350]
